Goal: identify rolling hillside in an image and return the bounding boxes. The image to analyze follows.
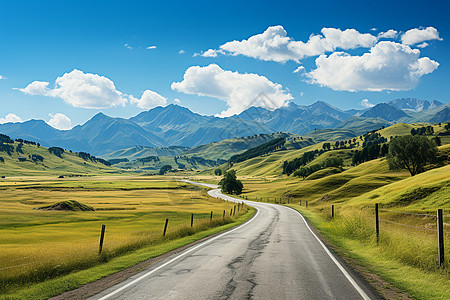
[0,136,119,176]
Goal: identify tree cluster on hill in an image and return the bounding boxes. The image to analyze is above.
[282,150,317,175]
[387,135,438,176]
[176,155,226,167]
[352,143,389,165]
[293,157,344,179]
[0,143,14,156]
[138,156,160,163]
[362,131,387,147]
[214,168,222,176]
[219,170,243,195]
[78,152,111,166]
[108,158,129,165]
[411,126,434,136]
[15,143,24,154]
[229,138,286,164]
[159,165,172,175]
[0,134,14,144]
[48,147,65,158]
[15,138,38,146]
[31,154,44,162]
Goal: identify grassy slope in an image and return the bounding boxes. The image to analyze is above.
[101,146,188,160]
[0,143,120,177]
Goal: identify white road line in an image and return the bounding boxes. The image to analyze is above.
[95,204,260,300]
[286,206,371,300]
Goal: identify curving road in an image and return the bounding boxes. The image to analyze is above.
[89,181,380,300]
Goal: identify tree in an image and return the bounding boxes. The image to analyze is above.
[159,165,172,175]
[387,135,438,176]
[214,168,222,176]
[219,170,243,195]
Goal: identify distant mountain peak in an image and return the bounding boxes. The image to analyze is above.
[361,103,408,121]
[388,98,444,111]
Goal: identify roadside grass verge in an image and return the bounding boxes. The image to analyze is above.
[288,205,450,299]
[0,207,255,300]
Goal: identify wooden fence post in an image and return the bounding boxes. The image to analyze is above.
[210,211,213,222]
[375,203,379,244]
[233,205,236,216]
[230,208,233,216]
[191,213,194,227]
[332,205,334,218]
[306,201,308,208]
[163,219,169,236]
[437,209,444,266]
[98,224,106,254]
[223,210,225,220]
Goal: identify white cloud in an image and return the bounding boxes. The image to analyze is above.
[377,29,398,39]
[130,89,167,110]
[293,66,305,73]
[124,43,133,49]
[18,69,128,109]
[171,64,292,117]
[178,50,185,54]
[146,45,157,49]
[18,81,51,95]
[174,98,181,104]
[360,99,375,108]
[205,25,377,63]
[0,113,22,124]
[416,42,429,48]
[305,41,439,92]
[0,75,6,80]
[200,49,224,57]
[401,27,442,45]
[47,113,72,130]
[370,28,377,31]
[300,92,304,97]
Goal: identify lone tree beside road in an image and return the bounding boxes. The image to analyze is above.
[219,170,243,195]
[387,135,438,176]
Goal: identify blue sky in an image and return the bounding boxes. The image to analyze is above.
[0,0,449,129]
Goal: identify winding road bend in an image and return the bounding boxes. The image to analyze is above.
[89,180,380,300]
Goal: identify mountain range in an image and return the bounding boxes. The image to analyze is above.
[0,98,448,156]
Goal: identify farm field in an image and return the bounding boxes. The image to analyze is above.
[0,176,252,299]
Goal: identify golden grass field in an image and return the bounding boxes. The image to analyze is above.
[0,175,249,294]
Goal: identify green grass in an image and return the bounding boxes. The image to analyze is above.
[0,207,255,300]
[287,205,449,299]
[0,177,254,298]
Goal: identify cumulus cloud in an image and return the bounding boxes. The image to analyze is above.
[305,41,439,92]
[130,90,167,110]
[174,98,181,104]
[378,29,398,39]
[401,27,443,45]
[203,25,377,63]
[171,64,292,117]
[361,99,375,108]
[146,45,157,49]
[0,75,6,80]
[18,81,51,95]
[0,113,22,124]
[124,43,133,49]
[47,113,72,130]
[199,49,225,57]
[18,69,128,109]
[178,50,185,54]
[293,66,305,73]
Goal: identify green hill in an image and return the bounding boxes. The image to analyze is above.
[0,140,120,177]
[183,132,307,161]
[102,145,189,160]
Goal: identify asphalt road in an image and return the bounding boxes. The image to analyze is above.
[89,181,380,300]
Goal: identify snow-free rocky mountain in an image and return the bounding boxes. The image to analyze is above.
[0,98,448,156]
